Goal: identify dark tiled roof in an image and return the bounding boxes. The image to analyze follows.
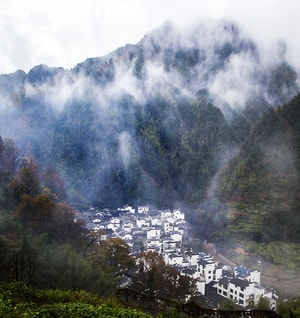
[182,268,195,275]
[218,277,229,286]
[230,277,250,289]
[198,259,208,266]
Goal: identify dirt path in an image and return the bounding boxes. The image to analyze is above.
[260,273,300,297]
[202,240,237,268]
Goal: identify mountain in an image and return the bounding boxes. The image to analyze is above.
[0,19,299,219]
[219,94,300,242]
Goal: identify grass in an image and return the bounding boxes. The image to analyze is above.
[242,241,300,269]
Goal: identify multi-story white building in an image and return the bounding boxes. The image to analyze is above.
[163,221,173,234]
[216,267,278,309]
[146,239,162,253]
[235,266,260,284]
[197,257,223,284]
[164,253,183,266]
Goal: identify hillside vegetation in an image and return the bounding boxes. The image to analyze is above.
[220,94,300,243]
[0,19,300,302]
[0,282,153,318]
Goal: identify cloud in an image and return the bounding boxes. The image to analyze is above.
[0,0,300,74]
[210,52,259,108]
[118,131,134,168]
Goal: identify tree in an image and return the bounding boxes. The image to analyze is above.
[8,158,41,201]
[0,234,16,282]
[42,167,67,201]
[13,194,85,245]
[219,299,239,311]
[0,168,13,207]
[277,297,300,317]
[255,296,270,311]
[138,251,196,301]
[91,238,134,275]
[51,202,86,244]
[14,194,55,232]
[12,235,36,285]
[32,242,115,296]
[1,138,20,174]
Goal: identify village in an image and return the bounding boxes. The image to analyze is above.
[81,204,278,310]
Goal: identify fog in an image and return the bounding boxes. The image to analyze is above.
[0,18,299,209]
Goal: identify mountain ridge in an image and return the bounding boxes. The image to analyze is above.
[0,20,299,244]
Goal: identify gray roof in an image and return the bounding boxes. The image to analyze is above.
[198,259,208,266]
[218,277,229,287]
[230,277,250,289]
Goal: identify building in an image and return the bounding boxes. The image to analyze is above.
[216,267,278,309]
[197,256,223,284]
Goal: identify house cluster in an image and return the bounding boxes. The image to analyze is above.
[84,204,189,255]
[163,251,277,310]
[82,204,278,310]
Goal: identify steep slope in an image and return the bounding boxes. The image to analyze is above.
[220,94,300,242]
[0,19,299,208]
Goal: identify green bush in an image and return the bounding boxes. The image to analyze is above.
[0,282,153,318]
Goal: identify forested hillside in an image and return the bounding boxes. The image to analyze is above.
[0,18,300,314]
[0,21,298,208]
[219,94,300,242]
[0,20,299,244]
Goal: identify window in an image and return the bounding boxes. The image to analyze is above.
[230,289,233,293]
[239,293,244,298]
[223,291,227,296]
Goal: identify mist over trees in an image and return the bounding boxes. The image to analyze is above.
[0,19,299,239]
[0,19,299,314]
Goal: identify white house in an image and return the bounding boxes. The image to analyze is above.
[146,239,162,253]
[151,218,162,226]
[216,276,277,309]
[172,209,185,221]
[136,218,150,228]
[170,231,182,243]
[165,253,183,266]
[163,221,173,234]
[138,205,149,214]
[186,253,200,266]
[235,266,260,284]
[160,210,172,220]
[197,258,223,284]
[147,228,161,240]
[118,205,135,214]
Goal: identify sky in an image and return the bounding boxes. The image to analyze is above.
[0,0,299,74]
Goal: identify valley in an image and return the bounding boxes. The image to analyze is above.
[0,18,299,308]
